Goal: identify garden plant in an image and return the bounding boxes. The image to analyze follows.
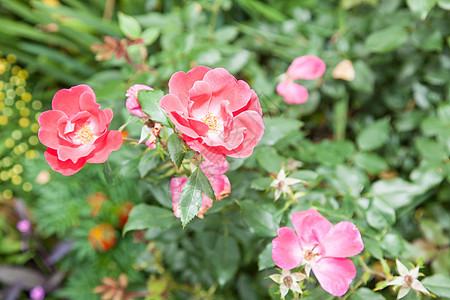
[0,0,449,299]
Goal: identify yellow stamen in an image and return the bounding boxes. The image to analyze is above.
[201,113,220,132]
[76,124,95,145]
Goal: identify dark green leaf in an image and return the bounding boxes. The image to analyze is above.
[167,134,185,169]
[366,197,396,230]
[240,200,278,237]
[351,288,385,300]
[365,25,408,53]
[363,237,383,260]
[250,177,273,191]
[255,147,284,173]
[412,26,443,51]
[123,204,176,235]
[260,117,303,146]
[213,235,240,285]
[179,167,215,226]
[258,243,275,270]
[103,161,113,185]
[138,90,171,127]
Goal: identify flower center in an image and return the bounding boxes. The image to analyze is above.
[76,124,95,145]
[404,275,413,287]
[283,276,293,288]
[201,113,220,132]
[304,250,316,261]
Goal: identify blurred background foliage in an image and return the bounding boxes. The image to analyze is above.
[0,0,449,299]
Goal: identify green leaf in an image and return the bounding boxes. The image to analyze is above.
[354,152,389,174]
[365,25,408,53]
[366,197,396,230]
[167,134,185,169]
[213,235,240,285]
[370,178,424,208]
[240,200,278,237]
[260,117,303,146]
[255,147,284,173]
[407,0,438,19]
[123,204,175,235]
[334,164,368,197]
[351,288,386,300]
[415,138,448,162]
[103,161,113,185]
[363,237,383,260]
[349,60,376,94]
[258,243,275,270]
[438,0,450,9]
[138,90,171,127]
[380,233,405,257]
[250,177,273,191]
[141,27,160,45]
[356,118,390,151]
[118,12,142,39]
[412,26,443,51]
[179,167,215,226]
[422,274,450,298]
[420,219,449,246]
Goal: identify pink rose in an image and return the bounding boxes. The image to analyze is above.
[171,160,231,219]
[272,208,364,297]
[277,56,326,104]
[38,85,123,175]
[160,66,264,166]
[126,84,153,118]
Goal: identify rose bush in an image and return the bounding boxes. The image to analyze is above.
[160,66,265,165]
[38,85,122,175]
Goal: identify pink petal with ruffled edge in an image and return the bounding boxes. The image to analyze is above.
[291,209,332,249]
[44,148,86,176]
[311,257,356,297]
[170,177,188,218]
[126,84,153,118]
[52,85,94,118]
[168,66,211,107]
[38,110,66,149]
[320,221,364,258]
[287,56,326,80]
[272,227,303,270]
[276,82,309,104]
[86,130,123,164]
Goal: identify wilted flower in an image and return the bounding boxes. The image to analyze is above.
[332,59,355,81]
[139,121,162,150]
[385,259,430,299]
[272,208,364,296]
[270,269,306,299]
[118,201,133,228]
[270,169,302,201]
[277,55,326,104]
[88,223,117,252]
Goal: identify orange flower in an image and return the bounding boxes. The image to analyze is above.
[88,224,117,251]
[118,202,133,228]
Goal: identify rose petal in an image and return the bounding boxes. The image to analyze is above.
[276,82,309,104]
[44,148,86,176]
[272,227,303,270]
[168,66,211,107]
[320,221,364,258]
[286,56,326,80]
[291,208,332,249]
[170,177,188,218]
[311,257,356,297]
[160,94,188,115]
[58,144,95,163]
[38,110,66,148]
[188,80,213,118]
[86,130,123,164]
[52,85,94,117]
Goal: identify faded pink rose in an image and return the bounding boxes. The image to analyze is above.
[126,84,153,118]
[38,85,122,175]
[160,66,264,166]
[171,160,231,219]
[272,208,364,297]
[277,56,326,104]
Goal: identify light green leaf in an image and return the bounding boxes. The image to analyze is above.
[354,152,389,174]
[250,177,273,191]
[255,147,283,173]
[366,197,396,230]
[118,12,142,39]
[260,117,303,146]
[167,134,185,169]
[357,118,390,151]
[138,89,171,127]
[141,27,160,45]
[123,204,175,235]
[370,178,424,208]
[258,243,275,270]
[365,25,408,53]
[415,138,448,162]
[351,288,386,300]
[407,0,438,19]
[422,274,450,298]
